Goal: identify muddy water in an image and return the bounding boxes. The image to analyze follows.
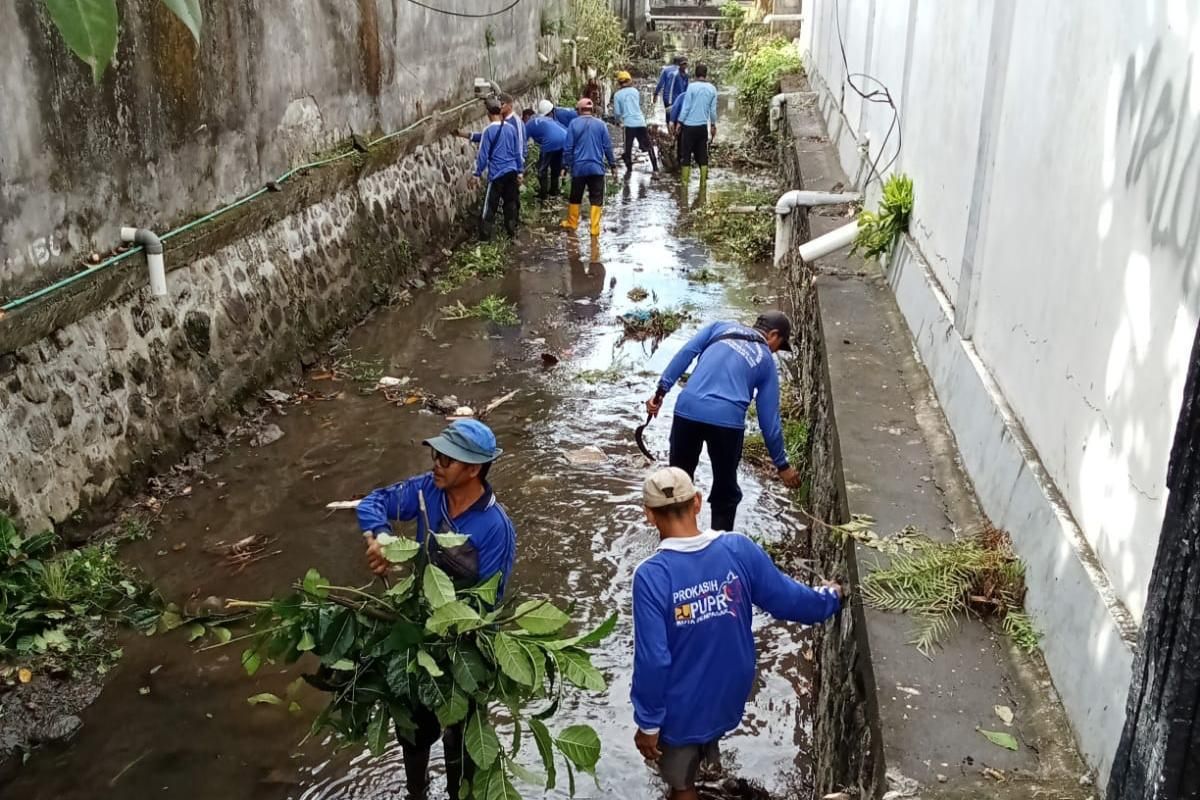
[7,104,816,800]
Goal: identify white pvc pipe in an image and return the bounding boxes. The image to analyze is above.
[797,219,860,263]
[773,191,861,265]
[764,14,805,22]
[769,92,804,132]
[120,226,167,297]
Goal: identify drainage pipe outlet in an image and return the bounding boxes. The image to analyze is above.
[120,227,167,297]
[773,190,861,266]
[797,219,861,263]
[769,92,805,132]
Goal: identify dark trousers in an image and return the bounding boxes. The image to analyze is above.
[623,127,659,171]
[679,124,710,167]
[568,174,606,206]
[669,415,745,531]
[481,171,520,239]
[538,149,563,198]
[401,704,471,800]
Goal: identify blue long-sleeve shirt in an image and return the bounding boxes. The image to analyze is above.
[550,106,579,127]
[473,121,524,180]
[525,116,567,153]
[668,94,686,125]
[655,65,689,106]
[613,86,647,128]
[658,321,789,468]
[678,80,718,127]
[563,116,616,177]
[631,530,840,744]
[357,472,517,596]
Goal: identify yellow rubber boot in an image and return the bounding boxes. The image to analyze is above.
[589,205,603,237]
[560,203,581,230]
[681,166,691,186]
[699,166,709,185]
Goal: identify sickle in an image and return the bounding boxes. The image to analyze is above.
[634,413,655,461]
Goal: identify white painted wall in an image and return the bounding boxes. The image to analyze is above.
[802,0,1200,782]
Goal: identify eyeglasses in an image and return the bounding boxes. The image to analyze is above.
[431,450,461,468]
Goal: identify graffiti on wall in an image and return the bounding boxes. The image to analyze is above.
[1116,42,1200,296]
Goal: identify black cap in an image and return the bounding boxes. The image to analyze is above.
[754,310,793,352]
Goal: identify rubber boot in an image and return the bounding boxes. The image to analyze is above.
[589,205,603,237]
[699,165,709,186]
[560,203,581,230]
[681,166,691,186]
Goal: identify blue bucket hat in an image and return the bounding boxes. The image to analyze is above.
[423,419,502,464]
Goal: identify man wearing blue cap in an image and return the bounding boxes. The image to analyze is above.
[357,418,515,800]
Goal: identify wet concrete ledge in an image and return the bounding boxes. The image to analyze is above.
[777,83,1093,797]
[0,77,560,534]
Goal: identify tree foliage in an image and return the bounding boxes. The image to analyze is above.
[42,0,203,84]
[234,529,615,798]
[569,0,629,78]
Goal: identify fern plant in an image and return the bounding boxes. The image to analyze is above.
[851,173,914,261]
[859,525,1038,656]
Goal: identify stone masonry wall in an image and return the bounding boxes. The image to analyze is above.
[777,96,887,798]
[0,82,559,534]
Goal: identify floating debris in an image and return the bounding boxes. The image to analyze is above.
[618,308,692,341]
[205,534,281,573]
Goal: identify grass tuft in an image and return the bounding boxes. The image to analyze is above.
[441,294,520,325]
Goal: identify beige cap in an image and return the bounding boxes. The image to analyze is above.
[643,467,697,508]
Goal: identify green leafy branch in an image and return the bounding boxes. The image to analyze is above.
[43,0,203,84]
[226,526,616,798]
[851,173,914,261]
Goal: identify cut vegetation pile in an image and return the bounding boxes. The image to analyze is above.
[0,514,161,679]
[858,524,1039,656]
[442,294,520,325]
[690,186,776,263]
[436,241,509,294]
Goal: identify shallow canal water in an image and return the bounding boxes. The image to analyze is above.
[7,108,817,800]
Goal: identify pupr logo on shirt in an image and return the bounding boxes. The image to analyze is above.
[672,571,743,625]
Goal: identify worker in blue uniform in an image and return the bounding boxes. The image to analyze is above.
[646,310,803,531]
[613,71,658,174]
[654,54,689,110]
[538,98,578,128]
[357,418,515,800]
[631,467,842,800]
[471,98,524,240]
[522,107,568,200]
[561,97,618,237]
[677,63,718,190]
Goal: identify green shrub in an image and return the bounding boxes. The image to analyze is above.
[570,0,628,76]
[731,37,804,131]
[852,173,914,261]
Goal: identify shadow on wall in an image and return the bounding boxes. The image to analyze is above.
[1078,24,1200,621]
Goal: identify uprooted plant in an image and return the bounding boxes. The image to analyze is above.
[851,173,914,261]
[856,523,1039,656]
[0,513,166,679]
[619,307,692,341]
[442,294,520,325]
[228,525,615,798]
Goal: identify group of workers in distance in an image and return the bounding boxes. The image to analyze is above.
[467,53,721,242]
[358,308,844,800]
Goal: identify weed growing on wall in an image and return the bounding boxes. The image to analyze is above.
[852,173,914,261]
[720,0,748,31]
[230,538,614,798]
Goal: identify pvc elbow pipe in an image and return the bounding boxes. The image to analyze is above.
[769,92,801,132]
[774,190,861,215]
[773,191,861,265]
[797,219,860,263]
[120,227,167,297]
